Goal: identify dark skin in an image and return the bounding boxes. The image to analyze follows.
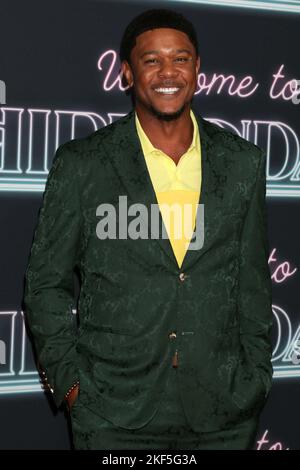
[66,28,200,410]
[121,27,200,165]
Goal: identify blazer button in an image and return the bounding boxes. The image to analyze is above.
[179,272,187,282]
[168,332,177,339]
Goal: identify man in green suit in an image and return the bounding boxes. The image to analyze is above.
[23,9,273,450]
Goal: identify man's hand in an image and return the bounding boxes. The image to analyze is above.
[65,383,80,410]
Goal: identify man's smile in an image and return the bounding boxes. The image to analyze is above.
[153,86,183,97]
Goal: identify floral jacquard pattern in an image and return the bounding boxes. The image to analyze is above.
[23,108,273,433]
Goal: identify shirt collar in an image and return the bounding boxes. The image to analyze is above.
[135,109,198,158]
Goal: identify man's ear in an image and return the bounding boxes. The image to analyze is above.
[121,60,134,88]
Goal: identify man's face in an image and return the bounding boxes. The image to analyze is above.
[121,28,200,120]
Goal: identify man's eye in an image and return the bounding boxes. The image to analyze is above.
[145,59,158,64]
[144,57,189,65]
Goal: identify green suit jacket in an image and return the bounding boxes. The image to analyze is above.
[23,108,273,432]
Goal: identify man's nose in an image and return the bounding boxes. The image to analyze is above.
[157,60,179,78]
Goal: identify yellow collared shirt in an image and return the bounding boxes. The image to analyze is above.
[135,109,202,268]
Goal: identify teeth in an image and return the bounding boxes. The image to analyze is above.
[154,87,180,94]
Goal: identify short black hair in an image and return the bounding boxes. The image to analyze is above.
[119,8,199,65]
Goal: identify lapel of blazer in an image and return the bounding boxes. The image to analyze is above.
[105,107,226,271]
[181,108,227,271]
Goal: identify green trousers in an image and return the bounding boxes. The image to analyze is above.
[70,366,259,450]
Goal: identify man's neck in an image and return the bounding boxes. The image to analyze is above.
[135,105,194,162]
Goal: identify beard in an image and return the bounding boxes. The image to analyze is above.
[133,91,190,121]
[148,102,187,121]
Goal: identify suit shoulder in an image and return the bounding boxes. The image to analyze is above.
[54,111,132,163]
[202,116,264,160]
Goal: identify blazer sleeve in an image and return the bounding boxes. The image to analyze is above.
[23,142,81,408]
[237,149,273,396]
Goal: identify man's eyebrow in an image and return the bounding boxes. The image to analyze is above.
[140,48,192,58]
